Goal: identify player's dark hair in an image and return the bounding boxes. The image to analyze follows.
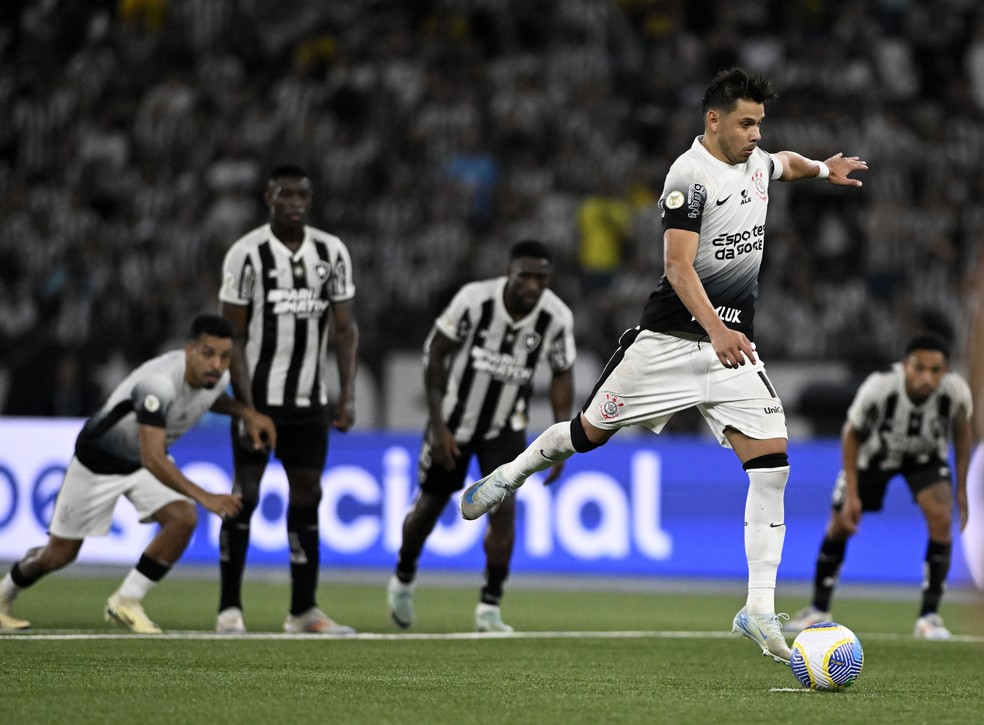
[268,164,309,182]
[510,239,552,263]
[190,314,234,340]
[702,67,777,114]
[904,332,950,359]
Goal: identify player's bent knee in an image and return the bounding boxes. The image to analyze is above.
[571,415,606,453]
[288,479,323,509]
[46,540,82,570]
[160,501,198,533]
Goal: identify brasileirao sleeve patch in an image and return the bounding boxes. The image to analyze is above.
[664,190,685,209]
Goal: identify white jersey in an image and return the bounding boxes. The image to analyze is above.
[75,350,230,474]
[847,363,973,471]
[644,136,782,338]
[428,277,576,444]
[219,224,355,410]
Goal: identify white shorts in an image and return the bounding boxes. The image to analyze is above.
[582,330,787,447]
[49,457,194,539]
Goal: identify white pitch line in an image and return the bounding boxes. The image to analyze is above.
[0,630,732,642]
[2,629,983,643]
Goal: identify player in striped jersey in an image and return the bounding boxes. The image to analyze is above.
[459,68,868,664]
[216,165,359,635]
[787,333,973,639]
[0,315,273,632]
[387,240,575,632]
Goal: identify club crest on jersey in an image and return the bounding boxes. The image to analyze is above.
[523,331,542,351]
[753,169,767,200]
[599,392,625,420]
[314,262,330,281]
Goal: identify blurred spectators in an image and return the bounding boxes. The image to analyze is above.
[0,0,981,423]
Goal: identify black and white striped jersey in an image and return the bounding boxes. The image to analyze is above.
[848,363,973,471]
[644,136,782,338]
[219,224,355,410]
[75,350,229,474]
[428,277,576,444]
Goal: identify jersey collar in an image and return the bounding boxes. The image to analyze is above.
[265,223,310,259]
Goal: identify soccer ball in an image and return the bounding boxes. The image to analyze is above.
[790,622,864,691]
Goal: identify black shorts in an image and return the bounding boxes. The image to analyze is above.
[232,407,330,470]
[832,458,951,512]
[417,429,527,496]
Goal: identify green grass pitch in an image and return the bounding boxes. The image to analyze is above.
[2,570,982,724]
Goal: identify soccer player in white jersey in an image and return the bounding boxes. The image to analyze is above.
[459,67,868,664]
[217,164,359,635]
[387,240,575,632]
[787,333,973,640]
[0,315,274,633]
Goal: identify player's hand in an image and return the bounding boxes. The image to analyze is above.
[242,410,276,451]
[824,153,868,187]
[542,461,565,486]
[205,492,243,521]
[709,327,757,368]
[429,422,460,471]
[957,488,969,532]
[332,398,355,432]
[838,493,862,534]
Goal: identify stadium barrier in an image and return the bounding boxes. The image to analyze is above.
[0,417,975,586]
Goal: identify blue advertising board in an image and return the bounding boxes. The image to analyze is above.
[0,417,976,586]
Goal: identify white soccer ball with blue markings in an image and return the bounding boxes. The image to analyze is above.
[790,622,863,691]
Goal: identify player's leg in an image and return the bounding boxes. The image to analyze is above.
[2,457,119,629]
[912,472,954,639]
[107,474,200,634]
[703,350,791,664]
[460,417,610,521]
[388,490,448,628]
[461,327,659,521]
[473,432,526,632]
[279,417,353,634]
[0,537,83,629]
[788,470,872,632]
[389,439,462,628]
[477,493,517,633]
[395,492,451,583]
[724,431,791,664]
[727,431,789,614]
[217,419,268,631]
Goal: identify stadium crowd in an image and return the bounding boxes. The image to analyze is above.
[1,0,981,422]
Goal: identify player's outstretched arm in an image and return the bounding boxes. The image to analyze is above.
[773,151,868,186]
[138,423,243,519]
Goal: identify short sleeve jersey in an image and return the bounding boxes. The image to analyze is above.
[428,277,576,444]
[219,224,355,410]
[847,363,974,472]
[642,136,782,338]
[75,350,230,474]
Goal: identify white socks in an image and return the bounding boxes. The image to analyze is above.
[743,465,789,614]
[0,572,19,607]
[118,569,155,601]
[501,422,576,487]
